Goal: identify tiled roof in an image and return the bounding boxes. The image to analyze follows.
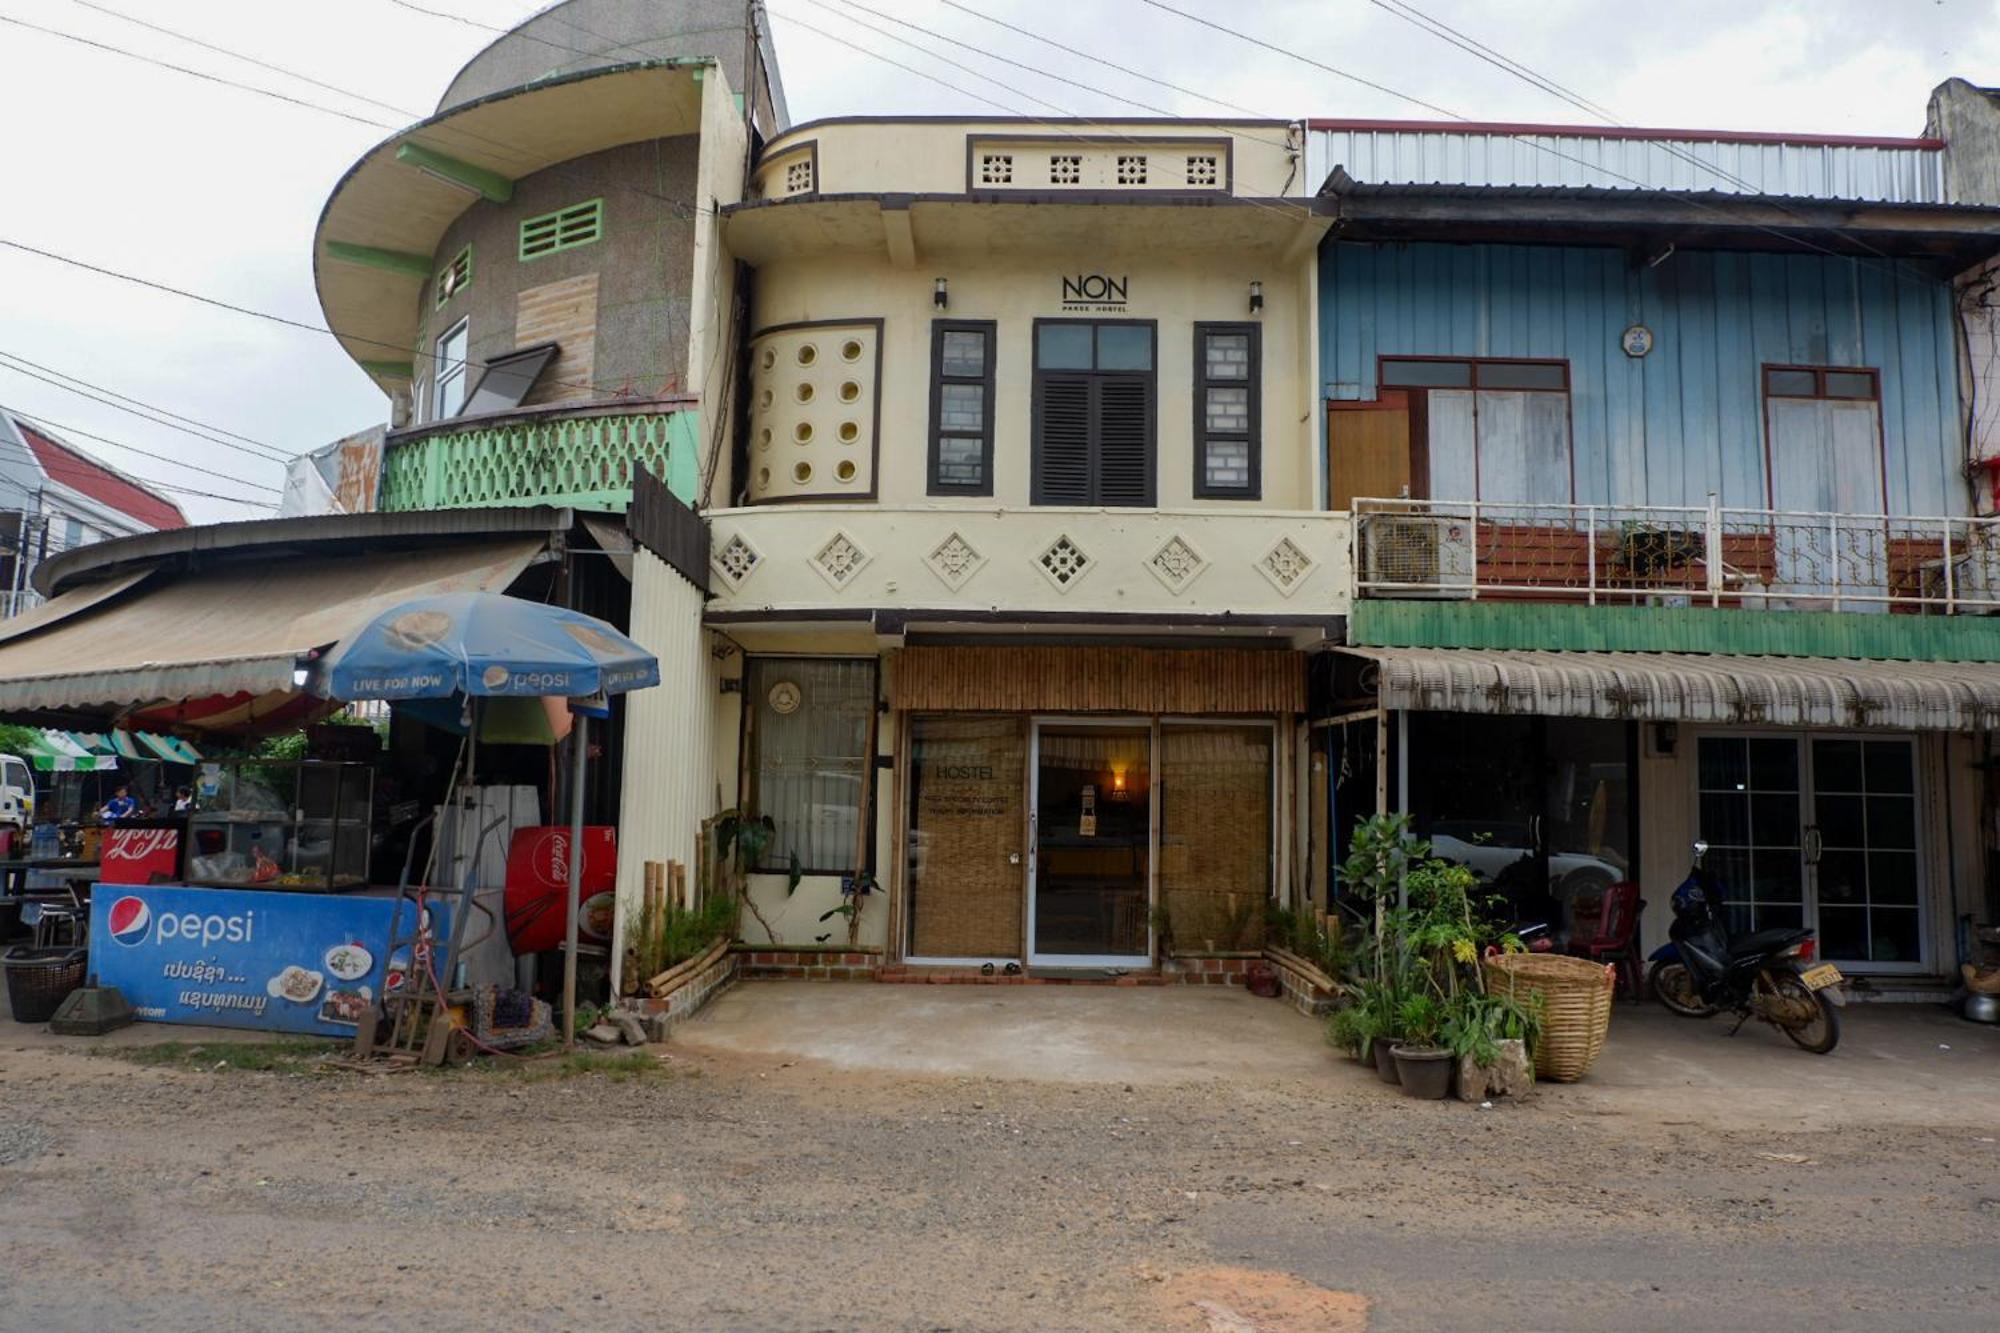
[13,419,187,530]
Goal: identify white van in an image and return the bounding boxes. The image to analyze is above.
[0,753,35,832]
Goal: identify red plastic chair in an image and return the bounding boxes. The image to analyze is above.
[1570,881,1645,1000]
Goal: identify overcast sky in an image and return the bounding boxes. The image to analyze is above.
[0,0,1992,524]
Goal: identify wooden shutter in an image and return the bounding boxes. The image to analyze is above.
[1034,374,1093,504]
[1095,376,1154,505]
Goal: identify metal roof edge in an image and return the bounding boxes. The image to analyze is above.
[37,506,575,598]
[1305,117,1944,151]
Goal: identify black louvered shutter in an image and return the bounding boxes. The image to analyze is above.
[1034,374,1093,504]
[1094,375,1153,506]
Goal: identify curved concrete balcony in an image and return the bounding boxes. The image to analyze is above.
[704,505,1352,635]
[378,396,699,513]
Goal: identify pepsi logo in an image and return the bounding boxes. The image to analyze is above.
[107,896,151,946]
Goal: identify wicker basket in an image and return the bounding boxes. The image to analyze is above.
[1484,952,1616,1083]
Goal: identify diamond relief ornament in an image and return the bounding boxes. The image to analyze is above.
[810,531,872,589]
[925,532,985,591]
[1257,536,1315,596]
[1035,533,1092,590]
[1146,534,1208,594]
[712,532,762,588]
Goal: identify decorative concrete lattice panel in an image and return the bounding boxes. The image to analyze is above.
[925,531,986,591]
[712,532,762,589]
[1257,536,1316,597]
[810,531,872,589]
[1146,534,1209,595]
[1035,533,1092,591]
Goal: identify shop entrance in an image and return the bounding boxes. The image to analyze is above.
[1694,733,1925,971]
[1401,714,1636,935]
[1029,721,1152,967]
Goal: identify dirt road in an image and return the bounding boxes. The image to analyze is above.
[2,989,1997,1331]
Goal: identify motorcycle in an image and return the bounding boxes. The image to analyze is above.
[1647,840,1845,1053]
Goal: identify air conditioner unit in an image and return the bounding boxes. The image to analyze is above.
[1362,514,1475,597]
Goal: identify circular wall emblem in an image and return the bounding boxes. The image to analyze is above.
[768,680,802,714]
[1621,324,1654,358]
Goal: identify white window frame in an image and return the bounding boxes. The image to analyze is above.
[433,319,470,421]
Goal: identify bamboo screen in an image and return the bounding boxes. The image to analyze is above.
[895,646,1304,714]
[1159,724,1273,950]
[906,716,1026,958]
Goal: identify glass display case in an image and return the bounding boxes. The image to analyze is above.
[184,760,372,890]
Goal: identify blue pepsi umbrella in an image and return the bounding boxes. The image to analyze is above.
[318,592,659,702]
[315,591,658,1051]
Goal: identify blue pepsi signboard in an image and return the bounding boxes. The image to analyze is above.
[89,885,449,1036]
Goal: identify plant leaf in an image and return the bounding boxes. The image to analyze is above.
[787,850,803,894]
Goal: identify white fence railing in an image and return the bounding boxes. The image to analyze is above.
[1353,497,2000,614]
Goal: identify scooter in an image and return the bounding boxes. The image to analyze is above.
[1647,840,1846,1053]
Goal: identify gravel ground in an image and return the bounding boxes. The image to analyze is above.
[1,1000,1997,1331]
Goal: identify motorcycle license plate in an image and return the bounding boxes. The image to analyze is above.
[1799,963,1843,991]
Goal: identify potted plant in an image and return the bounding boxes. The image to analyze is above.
[1391,992,1454,1098]
[1443,990,1542,1101]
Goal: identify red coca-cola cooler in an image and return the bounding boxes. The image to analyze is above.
[503,826,617,954]
[101,822,184,885]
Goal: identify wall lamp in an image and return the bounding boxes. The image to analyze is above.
[933,276,949,309]
[290,653,317,692]
[1249,280,1264,314]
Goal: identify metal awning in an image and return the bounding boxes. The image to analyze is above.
[0,538,545,715]
[1345,646,2000,732]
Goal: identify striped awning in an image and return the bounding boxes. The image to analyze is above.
[1346,647,2000,732]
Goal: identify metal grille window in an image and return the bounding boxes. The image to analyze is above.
[518,199,603,261]
[1050,154,1082,184]
[929,320,996,495]
[744,657,876,874]
[434,246,471,310]
[1032,320,1155,506]
[1194,323,1260,497]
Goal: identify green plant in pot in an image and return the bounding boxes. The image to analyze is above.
[1391,992,1455,1098]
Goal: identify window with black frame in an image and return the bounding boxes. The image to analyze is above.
[743,658,876,874]
[929,320,996,494]
[1031,319,1155,506]
[1194,322,1260,497]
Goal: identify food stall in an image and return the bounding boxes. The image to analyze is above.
[84,749,465,1037]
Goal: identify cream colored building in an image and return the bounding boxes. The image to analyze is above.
[615,116,1341,983]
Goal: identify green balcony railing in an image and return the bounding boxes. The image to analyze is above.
[378,397,700,512]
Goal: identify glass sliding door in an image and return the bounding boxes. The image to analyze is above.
[1695,732,1927,970]
[1029,722,1151,965]
[1696,736,1807,934]
[1810,737,1923,968]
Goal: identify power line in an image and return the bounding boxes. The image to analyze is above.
[0,412,274,508]
[0,14,396,132]
[1136,0,1947,288]
[0,410,279,497]
[770,5,1307,223]
[935,0,1283,125]
[0,350,292,466]
[1364,0,1930,279]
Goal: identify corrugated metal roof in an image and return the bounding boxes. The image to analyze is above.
[1347,647,2000,732]
[1309,126,1945,204]
[0,539,544,714]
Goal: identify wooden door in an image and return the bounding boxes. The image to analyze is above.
[1327,392,1412,510]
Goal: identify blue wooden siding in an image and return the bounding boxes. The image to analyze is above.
[1320,242,1965,515]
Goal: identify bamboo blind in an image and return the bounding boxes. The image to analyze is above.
[1159,725,1273,949]
[907,716,1026,958]
[894,646,1305,714]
